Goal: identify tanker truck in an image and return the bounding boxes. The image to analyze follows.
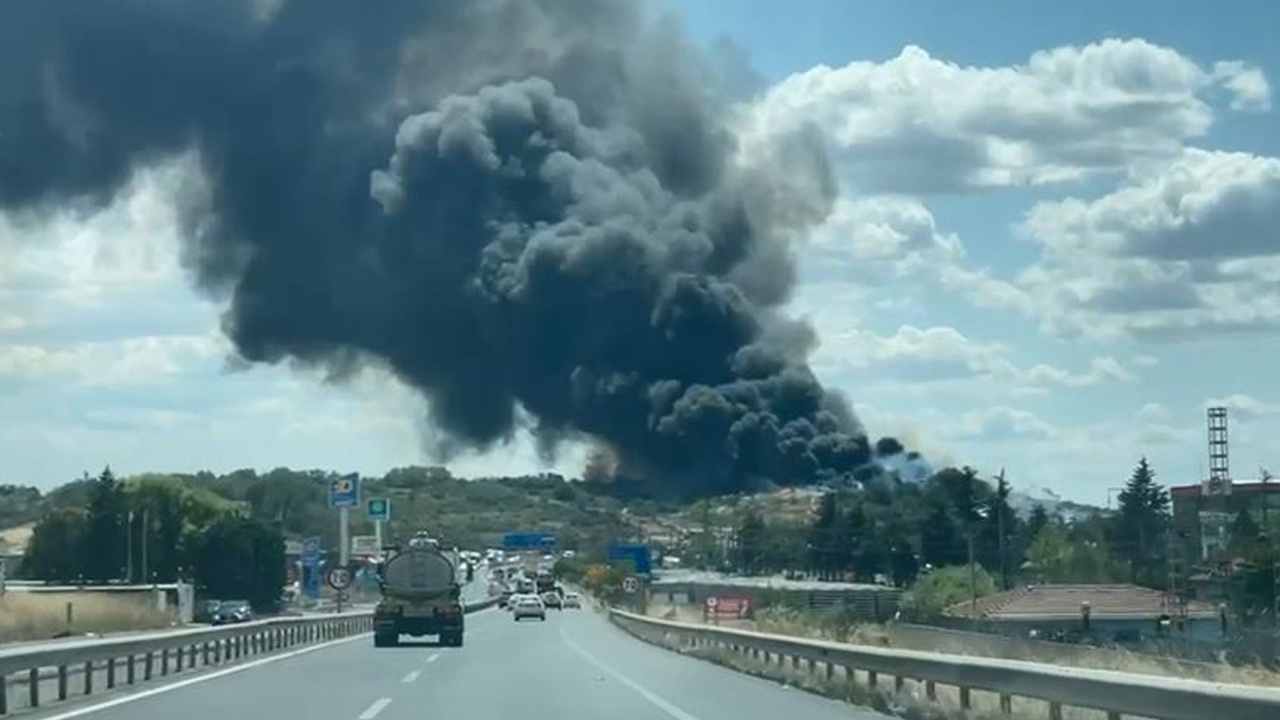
[373,533,464,647]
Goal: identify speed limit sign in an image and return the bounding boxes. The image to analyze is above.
[326,567,352,590]
[622,576,641,593]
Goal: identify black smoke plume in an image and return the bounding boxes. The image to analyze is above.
[0,0,873,495]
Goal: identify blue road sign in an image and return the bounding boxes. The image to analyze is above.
[302,536,322,600]
[502,532,557,550]
[366,497,390,522]
[609,543,652,575]
[329,473,360,509]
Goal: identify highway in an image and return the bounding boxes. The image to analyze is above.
[19,604,886,720]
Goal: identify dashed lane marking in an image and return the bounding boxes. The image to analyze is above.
[357,697,392,720]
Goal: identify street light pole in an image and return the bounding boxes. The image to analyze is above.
[996,468,1008,590]
[125,511,134,583]
[968,530,978,628]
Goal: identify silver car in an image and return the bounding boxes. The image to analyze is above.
[512,596,546,621]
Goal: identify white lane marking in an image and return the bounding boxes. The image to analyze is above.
[426,653,440,663]
[358,697,392,720]
[561,631,703,720]
[34,632,369,720]
[401,670,421,683]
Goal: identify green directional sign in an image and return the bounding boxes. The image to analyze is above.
[366,497,390,522]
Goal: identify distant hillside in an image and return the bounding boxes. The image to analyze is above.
[1,467,649,559]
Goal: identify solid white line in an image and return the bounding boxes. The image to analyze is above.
[426,653,440,663]
[357,697,392,720]
[34,632,370,720]
[401,670,421,683]
[561,632,703,720]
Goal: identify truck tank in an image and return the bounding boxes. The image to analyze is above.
[373,540,464,648]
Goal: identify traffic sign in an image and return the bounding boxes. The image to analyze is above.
[705,596,718,609]
[302,536,322,562]
[502,532,557,550]
[351,535,380,557]
[329,473,360,509]
[622,576,641,593]
[326,567,352,590]
[609,543,652,575]
[367,497,390,521]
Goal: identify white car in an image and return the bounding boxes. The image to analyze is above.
[563,592,582,609]
[512,596,546,621]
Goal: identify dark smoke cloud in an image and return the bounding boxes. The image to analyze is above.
[0,0,873,495]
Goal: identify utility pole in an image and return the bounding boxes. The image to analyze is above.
[968,530,978,628]
[1261,467,1273,532]
[125,511,134,583]
[996,468,1008,590]
[141,508,150,584]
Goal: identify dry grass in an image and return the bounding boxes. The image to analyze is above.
[648,603,1280,690]
[0,592,175,642]
[621,618,1131,720]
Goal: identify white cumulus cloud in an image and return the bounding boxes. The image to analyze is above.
[744,39,1268,192]
[1020,149,1280,339]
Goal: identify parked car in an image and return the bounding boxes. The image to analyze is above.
[512,596,546,621]
[213,600,253,625]
[194,599,222,623]
[562,592,582,609]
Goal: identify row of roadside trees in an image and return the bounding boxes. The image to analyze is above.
[714,458,1182,598]
[21,468,286,609]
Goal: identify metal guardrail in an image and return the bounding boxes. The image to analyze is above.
[609,608,1280,720]
[0,598,499,715]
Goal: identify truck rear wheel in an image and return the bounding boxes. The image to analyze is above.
[374,632,398,648]
[442,631,463,647]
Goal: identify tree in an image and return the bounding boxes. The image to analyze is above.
[1027,505,1050,540]
[190,514,286,609]
[881,516,919,587]
[1229,510,1263,558]
[919,499,965,568]
[979,471,1018,588]
[83,467,125,581]
[1114,457,1170,586]
[903,565,997,617]
[22,508,88,581]
[1026,522,1115,583]
[733,509,768,575]
[807,493,841,578]
[847,502,885,581]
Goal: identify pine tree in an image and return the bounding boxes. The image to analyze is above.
[979,472,1018,588]
[1027,505,1050,540]
[807,493,840,578]
[1115,457,1170,586]
[920,499,965,568]
[734,509,767,575]
[83,467,125,581]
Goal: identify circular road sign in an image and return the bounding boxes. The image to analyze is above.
[705,596,718,609]
[622,576,641,593]
[326,567,352,590]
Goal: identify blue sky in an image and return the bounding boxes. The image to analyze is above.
[3,1,1279,504]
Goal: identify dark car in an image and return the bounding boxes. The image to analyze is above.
[213,600,253,625]
[194,599,222,624]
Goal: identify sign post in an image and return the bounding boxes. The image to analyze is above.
[329,474,361,572]
[367,498,390,556]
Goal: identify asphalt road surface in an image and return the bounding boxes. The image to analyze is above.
[21,604,887,720]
